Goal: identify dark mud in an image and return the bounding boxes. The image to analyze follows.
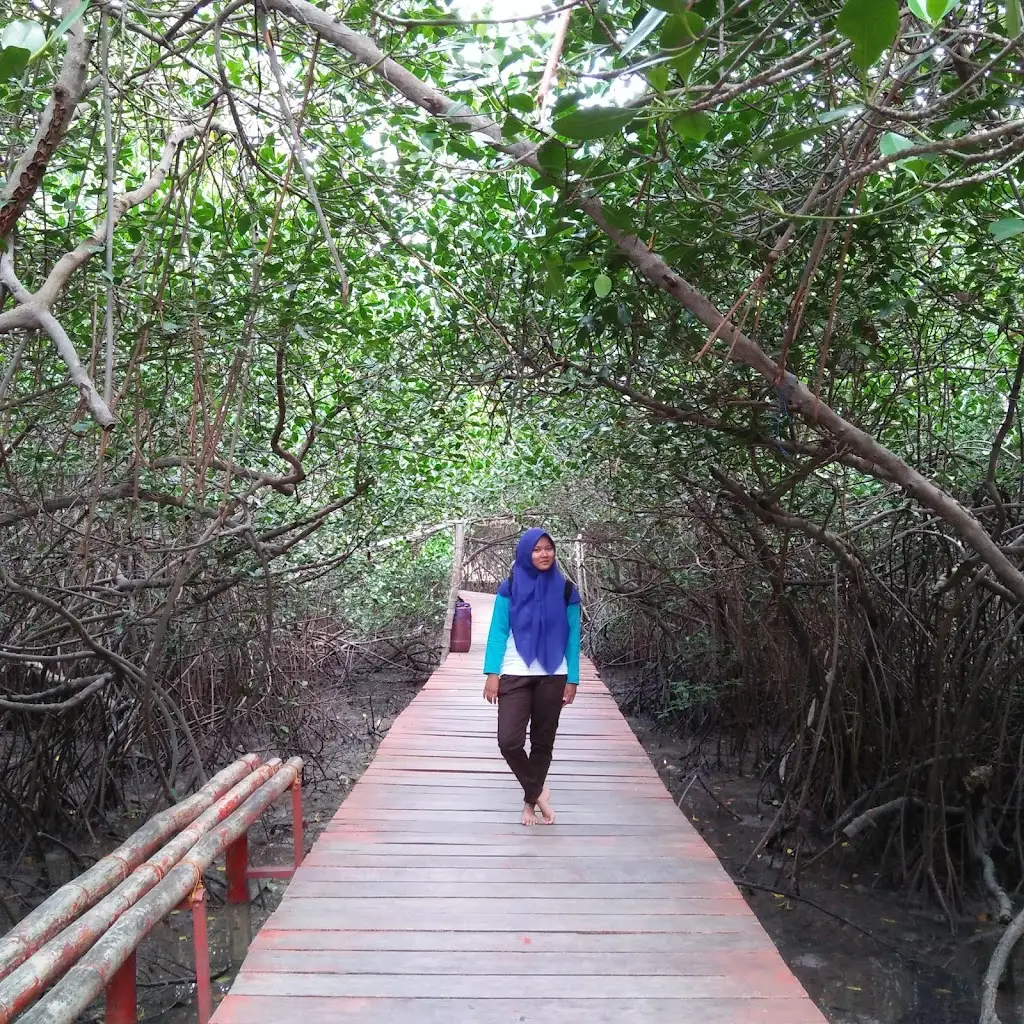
[623,709,1014,1024]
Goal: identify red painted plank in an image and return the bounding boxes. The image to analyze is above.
[241,947,780,976]
[310,835,713,851]
[274,892,744,912]
[320,819,699,834]
[230,971,805,999]
[283,881,734,899]
[251,928,770,953]
[291,865,728,883]
[266,908,754,933]
[298,855,721,877]
[211,995,829,1024]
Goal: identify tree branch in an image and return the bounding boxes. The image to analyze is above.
[0,21,93,239]
[0,673,113,714]
[36,120,234,307]
[1,119,235,430]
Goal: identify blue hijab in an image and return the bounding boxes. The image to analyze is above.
[497,528,581,673]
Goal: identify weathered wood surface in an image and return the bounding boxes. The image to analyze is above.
[211,592,827,1024]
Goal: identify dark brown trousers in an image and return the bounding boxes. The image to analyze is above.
[497,674,565,805]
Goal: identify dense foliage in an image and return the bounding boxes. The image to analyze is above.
[2,0,1024,957]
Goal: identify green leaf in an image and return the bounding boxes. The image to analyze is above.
[647,65,670,91]
[836,0,899,70]
[672,48,700,83]
[543,260,565,296]
[818,104,864,124]
[898,158,930,179]
[648,0,688,10]
[506,93,534,113]
[51,1,90,38]
[926,0,959,20]
[989,218,1024,241]
[536,139,571,179]
[908,0,958,22]
[553,106,637,141]
[35,1,90,60]
[879,132,914,157]
[1007,0,1022,36]
[503,114,527,139]
[0,46,30,82]
[1,19,46,55]
[661,11,706,48]
[940,119,970,136]
[672,111,713,141]
[757,123,831,156]
[552,91,582,116]
[594,273,612,298]
[621,8,668,57]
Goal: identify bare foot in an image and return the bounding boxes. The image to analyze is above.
[521,803,538,826]
[536,788,555,825]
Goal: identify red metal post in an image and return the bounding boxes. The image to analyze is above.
[189,887,212,1024]
[224,833,251,965]
[224,834,248,905]
[291,777,304,871]
[105,949,136,1024]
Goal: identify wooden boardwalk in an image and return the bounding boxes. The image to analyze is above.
[211,592,827,1023]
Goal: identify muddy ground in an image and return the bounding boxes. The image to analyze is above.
[623,712,1014,1024]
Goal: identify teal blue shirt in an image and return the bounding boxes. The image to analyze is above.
[483,593,581,685]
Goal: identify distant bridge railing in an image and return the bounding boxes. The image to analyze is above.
[436,517,597,659]
[459,521,594,603]
[0,755,303,1024]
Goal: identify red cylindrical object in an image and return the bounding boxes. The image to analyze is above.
[190,888,212,1024]
[449,599,471,653]
[0,754,262,980]
[104,950,135,1024]
[0,760,282,1023]
[225,835,249,905]
[291,778,304,872]
[20,759,303,1024]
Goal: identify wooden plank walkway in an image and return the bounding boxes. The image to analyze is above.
[211,592,827,1024]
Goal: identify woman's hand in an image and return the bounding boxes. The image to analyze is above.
[563,684,576,706]
[483,674,500,704]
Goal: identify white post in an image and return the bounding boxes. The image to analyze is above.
[573,531,586,603]
[441,521,466,662]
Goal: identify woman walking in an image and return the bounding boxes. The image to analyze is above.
[483,528,581,825]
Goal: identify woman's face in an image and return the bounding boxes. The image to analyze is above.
[531,535,556,572]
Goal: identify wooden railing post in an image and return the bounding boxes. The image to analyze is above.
[291,776,304,872]
[105,949,136,1024]
[440,521,466,661]
[189,886,212,1024]
[224,835,251,965]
